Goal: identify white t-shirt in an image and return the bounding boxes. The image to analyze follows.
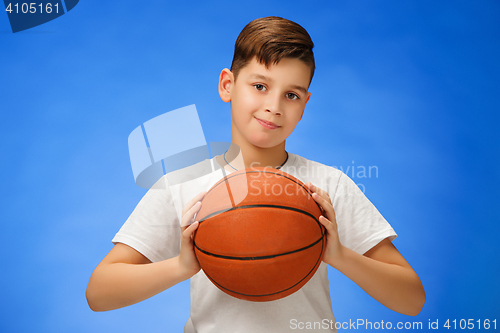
[112,153,397,333]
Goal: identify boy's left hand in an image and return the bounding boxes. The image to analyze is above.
[306,183,344,265]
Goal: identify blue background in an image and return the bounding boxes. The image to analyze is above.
[1,1,499,332]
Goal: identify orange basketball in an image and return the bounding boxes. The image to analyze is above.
[193,167,326,302]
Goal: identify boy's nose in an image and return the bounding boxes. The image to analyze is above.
[265,108,282,116]
[264,94,282,116]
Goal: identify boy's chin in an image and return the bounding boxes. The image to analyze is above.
[250,140,285,150]
[242,132,286,150]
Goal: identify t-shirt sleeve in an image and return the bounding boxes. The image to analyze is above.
[332,172,397,255]
[112,176,181,263]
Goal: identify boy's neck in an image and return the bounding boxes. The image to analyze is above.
[220,141,288,171]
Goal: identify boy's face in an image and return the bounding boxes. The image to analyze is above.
[219,57,311,150]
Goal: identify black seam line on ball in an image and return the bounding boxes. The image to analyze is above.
[194,234,324,261]
[198,235,326,298]
[199,236,324,298]
[197,204,319,225]
[197,204,325,239]
[203,259,315,297]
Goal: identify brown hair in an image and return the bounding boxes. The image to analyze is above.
[230,16,315,84]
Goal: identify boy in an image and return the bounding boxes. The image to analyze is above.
[86,16,425,332]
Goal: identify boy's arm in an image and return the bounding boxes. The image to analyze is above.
[86,191,206,312]
[306,183,426,316]
[331,238,425,316]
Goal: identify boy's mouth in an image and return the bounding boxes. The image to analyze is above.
[255,117,280,129]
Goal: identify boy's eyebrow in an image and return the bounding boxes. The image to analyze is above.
[250,74,270,81]
[290,84,308,95]
[249,74,308,94]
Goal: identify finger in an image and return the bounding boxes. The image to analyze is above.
[181,201,203,227]
[312,192,337,218]
[306,183,320,201]
[182,191,207,216]
[181,221,199,241]
[312,192,332,210]
[306,182,318,196]
[318,215,338,232]
[309,183,330,199]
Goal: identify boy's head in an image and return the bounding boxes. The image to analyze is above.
[230,16,315,85]
[219,16,314,152]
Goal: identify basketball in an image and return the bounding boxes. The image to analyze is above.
[193,167,326,302]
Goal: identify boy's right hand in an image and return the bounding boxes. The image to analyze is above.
[178,191,207,278]
[87,190,207,311]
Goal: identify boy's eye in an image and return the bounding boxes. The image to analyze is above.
[286,93,299,100]
[254,84,266,91]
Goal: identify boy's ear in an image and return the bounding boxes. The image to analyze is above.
[219,68,234,103]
